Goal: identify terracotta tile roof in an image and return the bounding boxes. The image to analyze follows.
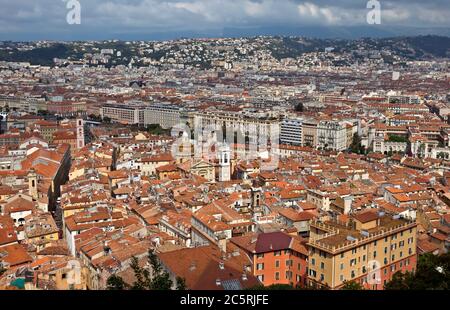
[158,245,259,290]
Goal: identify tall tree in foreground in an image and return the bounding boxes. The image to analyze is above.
[385,253,450,290]
[341,280,364,290]
[107,249,174,290]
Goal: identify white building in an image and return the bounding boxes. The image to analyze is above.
[280,118,303,146]
[143,103,183,129]
[317,120,347,151]
[218,143,231,182]
[100,103,145,125]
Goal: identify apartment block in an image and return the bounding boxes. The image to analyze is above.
[280,118,303,146]
[307,210,417,290]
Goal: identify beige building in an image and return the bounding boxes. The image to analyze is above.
[302,119,318,148]
[307,210,417,290]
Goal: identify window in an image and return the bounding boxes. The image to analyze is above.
[384,258,388,264]
[311,258,315,266]
[257,263,264,270]
[274,251,281,256]
[320,262,325,269]
[400,251,403,258]
[391,265,395,272]
[408,248,412,255]
[392,254,395,261]
[340,253,345,258]
[384,247,388,254]
[275,260,280,268]
[256,253,264,259]
[275,272,280,281]
[351,270,356,278]
[340,275,344,282]
[340,263,344,270]
[363,255,366,262]
[374,241,377,246]
[352,248,357,254]
[257,275,264,282]
[320,274,324,281]
[373,251,377,259]
[62,273,67,279]
[298,263,301,271]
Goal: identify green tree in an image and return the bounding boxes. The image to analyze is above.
[147,249,173,290]
[129,256,147,290]
[176,276,187,290]
[294,102,304,112]
[388,135,408,143]
[385,253,450,290]
[107,249,174,290]
[384,271,415,290]
[341,280,364,290]
[107,274,128,290]
[349,133,365,154]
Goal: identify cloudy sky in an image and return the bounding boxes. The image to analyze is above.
[0,0,449,41]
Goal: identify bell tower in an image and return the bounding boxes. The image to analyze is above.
[28,169,38,200]
[218,143,231,182]
[76,118,85,149]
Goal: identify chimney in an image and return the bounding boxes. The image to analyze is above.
[218,238,227,253]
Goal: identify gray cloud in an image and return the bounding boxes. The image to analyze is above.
[0,0,448,40]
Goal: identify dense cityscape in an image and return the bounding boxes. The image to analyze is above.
[0,33,449,292]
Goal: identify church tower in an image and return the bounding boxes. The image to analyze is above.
[28,169,38,200]
[76,118,85,149]
[218,143,231,182]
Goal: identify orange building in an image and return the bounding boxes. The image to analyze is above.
[231,231,309,287]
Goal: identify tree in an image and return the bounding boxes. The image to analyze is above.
[294,102,304,112]
[147,249,173,290]
[129,256,147,290]
[437,152,447,159]
[384,271,415,290]
[107,274,128,290]
[107,249,174,290]
[176,276,187,290]
[349,133,365,154]
[341,280,364,290]
[384,253,450,290]
[388,135,408,143]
